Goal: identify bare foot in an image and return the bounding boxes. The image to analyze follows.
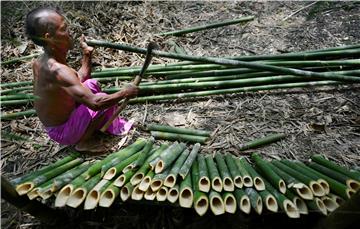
[75,137,108,155]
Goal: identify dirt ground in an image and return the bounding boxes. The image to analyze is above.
[1,1,360,229]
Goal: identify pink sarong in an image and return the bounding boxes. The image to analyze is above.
[44,79,132,145]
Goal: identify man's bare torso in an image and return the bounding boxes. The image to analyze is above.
[33,55,76,127]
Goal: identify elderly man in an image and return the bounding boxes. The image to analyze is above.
[25,7,138,153]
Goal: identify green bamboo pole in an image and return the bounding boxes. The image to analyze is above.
[0,94,36,100]
[164,149,190,188]
[214,153,234,192]
[281,160,330,195]
[150,131,208,144]
[150,168,170,192]
[209,190,225,215]
[167,184,180,204]
[131,137,155,168]
[66,173,102,208]
[309,161,359,191]
[155,142,187,173]
[0,81,33,88]
[149,142,179,170]
[191,160,209,216]
[129,81,342,104]
[179,143,201,179]
[11,152,80,186]
[233,188,251,214]
[84,179,112,210]
[197,154,211,193]
[267,162,313,200]
[0,109,36,120]
[16,158,83,195]
[86,39,360,82]
[1,99,34,106]
[1,53,41,65]
[114,169,136,188]
[83,138,146,180]
[224,153,243,188]
[244,187,263,215]
[179,173,193,208]
[157,16,255,36]
[234,157,253,187]
[205,155,223,192]
[99,182,120,207]
[132,184,145,201]
[251,153,286,193]
[311,154,360,181]
[263,180,300,218]
[293,161,354,200]
[1,86,33,95]
[239,133,287,151]
[103,151,142,180]
[239,158,265,191]
[272,160,325,197]
[120,182,134,201]
[146,124,211,137]
[222,192,237,214]
[259,189,278,213]
[285,189,309,215]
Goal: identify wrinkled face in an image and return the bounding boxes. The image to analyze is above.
[46,12,73,51]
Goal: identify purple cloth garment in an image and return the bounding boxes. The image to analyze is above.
[45,79,132,145]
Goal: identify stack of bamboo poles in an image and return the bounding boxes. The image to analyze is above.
[1,43,359,120]
[10,137,359,217]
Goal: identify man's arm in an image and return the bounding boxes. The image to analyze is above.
[77,35,93,82]
[54,64,138,111]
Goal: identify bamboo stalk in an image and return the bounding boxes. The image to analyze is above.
[259,189,278,213]
[191,157,209,216]
[214,153,234,192]
[29,179,52,200]
[222,192,237,214]
[131,137,155,168]
[144,188,156,201]
[149,142,179,170]
[167,184,180,204]
[155,186,168,202]
[151,131,208,144]
[234,157,253,187]
[198,154,211,193]
[205,155,223,192]
[16,158,83,195]
[179,173,193,208]
[251,153,286,194]
[311,154,360,181]
[150,168,170,192]
[146,124,211,137]
[179,143,201,179]
[103,151,142,180]
[239,133,287,150]
[1,53,41,65]
[267,162,313,200]
[155,142,187,174]
[0,94,36,101]
[306,198,328,215]
[164,149,190,188]
[130,162,152,186]
[84,179,112,210]
[99,183,120,208]
[285,189,308,215]
[157,16,255,36]
[224,153,243,188]
[321,196,339,213]
[233,188,251,214]
[131,184,145,201]
[66,174,102,208]
[239,158,265,191]
[244,187,263,215]
[120,182,134,201]
[139,170,155,192]
[114,169,136,188]
[209,190,225,215]
[281,160,330,195]
[0,109,36,120]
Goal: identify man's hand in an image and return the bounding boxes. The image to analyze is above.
[80,34,94,55]
[123,84,139,98]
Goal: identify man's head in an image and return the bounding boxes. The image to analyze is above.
[25,7,73,50]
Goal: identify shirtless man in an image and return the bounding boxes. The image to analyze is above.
[25,7,138,153]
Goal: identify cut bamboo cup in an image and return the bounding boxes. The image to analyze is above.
[156,186,168,202]
[224,153,243,188]
[245,187,263,215]
[131,184,145,201]
[198,154,211,193]
[120,182,134,201]
[144,188,156,201]
[209,190,225,216]
[234,157,253,187]
[259,190,278,213]
[223,192,237,214]
[205,155,223,192]
[214,153,235,192]
[285,189,308,215]
[179,173,193,208]
[179,143,201,179]
[167,184,180,203]
[99,183,120,207]
[234,189,251,214]
[83,179,112,210]
[306,198,328,216]
[191,158,209,216]
[139,170,155,192]
[239,158,265,191]
[155,142,187,173]
[164,149,190,188]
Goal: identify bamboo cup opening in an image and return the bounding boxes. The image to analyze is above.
[150,180,162,192]
[55,185,73,207]
[168,189,179,203]
[131,174,144,185]
[181,189,191,199]
[164,175,175,187]
[40,189,52,200]
[156,187,167,202]
[240,197,251,214]
[114,175,126,187]
[67,189,86,208]
[27,188,39,200]
[315,198,328,215]
[121,187,130,201]
[322,197,338,212]
[294,197,308,215]
[139,177,151,191]
[279,180,286,194]
[212,177,222,192]
[347,180,360,191]
[243,176,253,187]
[318,179,330,195]
[155,161,164,174]
[169,189,178,197]
[195,198,209,216]
[296,186,313,200]
[132,186,144,201]
[310,181,325,197]
[223,178,234,191]
[84,190,100,210]
[255,198,263,215]
[122,164,134,174]
[266,196,278,212]
[104,168,116,180]
[211,196,225,215]
[199,177,210,192]
[224,196,236,213]
[145,188,156,201]
[233,176,243,188]
[284,200,300,218]
[99,191,114,207]
[254,177,265,191]
[347,188,356,198]
[179,188,193,208]
[16,182,34,195]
